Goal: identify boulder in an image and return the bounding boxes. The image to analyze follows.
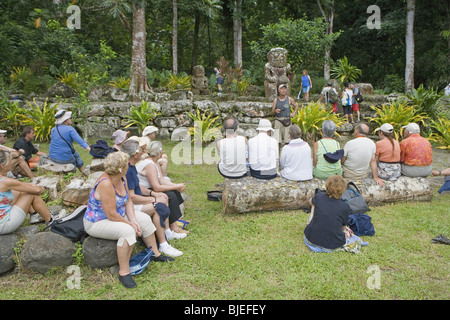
[31,175,61,199]
[357,83,374,95]
[47,81,76,98]
[21,232,76,274]
[40,161,75,174]
[171,127,190,141]
[222,176,433,214]
[61,178,92,206]
[0,233,19,275]
[82,237,118,269]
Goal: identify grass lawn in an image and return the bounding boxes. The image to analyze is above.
[0,139,449,300]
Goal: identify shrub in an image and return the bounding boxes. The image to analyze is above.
[124,100,161,134]
[188,109,222,144]
[109,76,130,90]
[330,56,362,84]
[404,84,445,120]
[429,117,450,150]
[21,98,60,142]
[167,73,191,90]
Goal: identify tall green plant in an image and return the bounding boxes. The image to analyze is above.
[369,101,429,140]
[330,56,362,83]
[3,101,27,139]
[20,98,60,142]
[167,73,191,90]
[188,109,222,144]
[124,100,161,134]
[404,84,444,119]
[291,101,345,144]
[429,117,450,150]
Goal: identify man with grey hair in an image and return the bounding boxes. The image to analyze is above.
[400,123,433,177]
[279,124,312,181]
[313,120,343,179]
[342,123,383,185]
[216,117,248,179]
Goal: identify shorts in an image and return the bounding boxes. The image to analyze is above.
[352,104,359,112]
[332,103,337,113]
[273,118,291,144]
[343,105,352,115]
[0,205,27,235]
[217,77,223,85]
[302,86,310,93]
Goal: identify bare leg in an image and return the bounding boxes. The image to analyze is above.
[117,240,134,276]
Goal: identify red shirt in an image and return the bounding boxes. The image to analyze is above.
[400,134,432,166]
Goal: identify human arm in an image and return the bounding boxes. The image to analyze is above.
[1,178,45,195]
[313,142,318,167]
[308,76,312,88]
[144,163,185,193]
[272,98,280,114]
[290,97,299,117]
[370,154,384,186]
[432,168,450,176]
[69,127,90,150]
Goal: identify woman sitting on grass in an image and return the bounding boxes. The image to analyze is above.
[304,175,366,254]
[83,151,174,289]
[0,150,54,235]
[137,141,188,236]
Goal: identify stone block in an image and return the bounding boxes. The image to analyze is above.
[82,237,118,269]
[0,233,19,275]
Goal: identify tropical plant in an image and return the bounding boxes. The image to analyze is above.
[167,73,191,90]
[57,72,80,91]
[404,84,445,119]
[330,56,362,83]
[369,101,429,140]
[429,117,450,150]
[109,76,130,90]
[187,109,222,144]
[291,101,345,144]
[233,77,251,96]
[124,100,161,134]
[3,101,27,139]
[20,98,60,142]
[10,66,33,88]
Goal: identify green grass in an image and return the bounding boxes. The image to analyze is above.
[1,139,449,300]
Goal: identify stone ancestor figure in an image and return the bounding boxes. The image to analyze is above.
[191,65,210,95]
[264,48,294,101]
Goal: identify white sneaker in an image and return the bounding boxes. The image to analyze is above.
[159,243,183,257]
[165,229,187,241]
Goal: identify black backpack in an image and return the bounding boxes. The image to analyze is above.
[356,91,364,103]
[45,206,87,243]
[89,140,115,159]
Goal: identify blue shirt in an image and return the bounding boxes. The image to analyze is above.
[49,125,89,161]
[302,75,310,87]
[126,164,142,196]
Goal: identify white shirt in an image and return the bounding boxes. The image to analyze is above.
[248,132,279,173]
[136,158,160,189]
[343,137,376,174]
[280,138,313,181]
[218,135,248,177]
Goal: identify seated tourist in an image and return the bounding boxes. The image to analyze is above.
[0,129,35,179]
[49,110,90,176]
[112,129,130,151]
[280,124,312,181]
[248,119,279,179]
[313,120,343,180]
[137,141,188,237]
[217,117,248,179]
[432,168,450,194]
[304,175,366,253]
[83,151,174,289]
[142,126,168,177]
[121,138,183,258]
[13,126,47,170]
[341,123,382,185]
[374,123,401,182]
[0,150,55,235]
[400,123,433,177]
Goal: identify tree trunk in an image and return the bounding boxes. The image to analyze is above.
[318,0,334,80]
[233,0,243,68]
[129,4,149,98]
[172,0,178,74]
[191,10,200,72]
[405,0,415,93]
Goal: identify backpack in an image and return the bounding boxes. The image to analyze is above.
[348,213,375,236]
[129,247,155,275]
[328,88,339,104]
[89,140,115,159]
[356,91,364,103]
[45,205,87,243]
[341,182,370,214]
[341,91,351,106]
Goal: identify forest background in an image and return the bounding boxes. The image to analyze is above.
[0,0,449,98]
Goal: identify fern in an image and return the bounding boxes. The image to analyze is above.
[20,98,60,142]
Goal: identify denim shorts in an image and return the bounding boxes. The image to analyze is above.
[302,86,310,93]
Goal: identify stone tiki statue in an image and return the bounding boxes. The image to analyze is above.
[191,65,210,95]
[264,48,294,101]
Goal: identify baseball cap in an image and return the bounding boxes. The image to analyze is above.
[401,123,420,134]
[278,84,288,90]
[0,129,7,134]
[375,123,394,133]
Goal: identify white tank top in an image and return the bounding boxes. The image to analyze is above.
[136,158,160,189]
[218,136,247,177]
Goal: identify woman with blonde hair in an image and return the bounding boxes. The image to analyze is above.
[0,150,54,234]
[83,151,174,289]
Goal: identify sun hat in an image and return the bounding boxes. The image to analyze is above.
[402,123,420,134]
[375,123,394,133]
[256,119,274,132]
[142,126,159,137]
[54,110,72,125]
[278,84,288,90]
[112,130,130,145]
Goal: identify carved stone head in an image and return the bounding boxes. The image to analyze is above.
[267,48,288,68]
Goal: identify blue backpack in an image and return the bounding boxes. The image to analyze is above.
[129,247,155,275]
[348,213,375,236]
